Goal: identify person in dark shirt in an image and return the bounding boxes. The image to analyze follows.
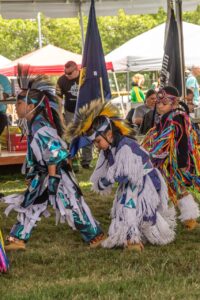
[132,89,156,127]
[56,61,79,120]
[142,86,200,230]
[56,61,92,169]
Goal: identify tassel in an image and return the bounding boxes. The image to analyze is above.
[0,230,9,273]
[44,96,55,127]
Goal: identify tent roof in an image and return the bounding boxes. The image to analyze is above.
[0,44,82,75]
[0,44,113,75]
[0,0,199,19]
[0,55,11,67]
[105,21,200,71]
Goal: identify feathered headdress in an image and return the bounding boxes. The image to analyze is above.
[67,99,134,141]
[17,64,58,125]
[67,99,134,157]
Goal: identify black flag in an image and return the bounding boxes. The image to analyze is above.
[160,6,182,95]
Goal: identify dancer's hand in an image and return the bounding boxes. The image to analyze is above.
[48,175,60,196]
[25,178,31,186]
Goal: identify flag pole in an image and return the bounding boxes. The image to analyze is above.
[165,0,173,46]
[175,0,185,99]
[99,77,105,102]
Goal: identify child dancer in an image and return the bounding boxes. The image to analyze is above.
[0,229,9,272]
[67,99,176,251]
[142,86,200,230]
[1,65,104,250]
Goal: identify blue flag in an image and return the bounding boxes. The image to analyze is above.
[69,136,92,158]
[76,0,111,112]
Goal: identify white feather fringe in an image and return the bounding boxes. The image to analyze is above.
[102,206,141,248]
[178,194,200,222]
[90,150,114,195]
[91,145,176,248]
[90,145,144,194]
[141,212,176,245]
[2,194,48,239]
[106,145,144,188]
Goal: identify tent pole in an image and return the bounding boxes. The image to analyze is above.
[175,0,186,99]
[113,71,125,117]
[126,71,130,96]
[113,71,120,97]
[79,0,85,52]
[37,12,42,49]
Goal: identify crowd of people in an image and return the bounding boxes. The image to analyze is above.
[0,62,200,273]
[127,70,200,139]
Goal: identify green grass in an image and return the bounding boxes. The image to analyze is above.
[1,167,200,300]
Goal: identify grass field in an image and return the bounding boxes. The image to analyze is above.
[1,167,200,300]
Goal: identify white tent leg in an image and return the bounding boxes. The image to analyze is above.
[79,0,85,52]
[37,12,42,49]
[113,71,120,97]
[112,71,125,117]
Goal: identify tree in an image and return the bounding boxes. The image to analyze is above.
[0,6,199,61]
[0,17,38,60]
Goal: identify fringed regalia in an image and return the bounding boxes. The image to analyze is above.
[0,230,9,272]
[3,115,102,242]
[67,99,176,248]
[142,110,200,205]
[1,65,103,244]
[91,136,176,248]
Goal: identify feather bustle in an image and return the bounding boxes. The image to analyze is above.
[66,99,134,139]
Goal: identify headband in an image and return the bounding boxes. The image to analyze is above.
[156,89,177,105]
[87,116,111,142]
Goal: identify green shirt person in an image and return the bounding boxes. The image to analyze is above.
[130,74,145,103]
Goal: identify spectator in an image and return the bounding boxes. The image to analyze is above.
[0,74,12,135]
[185,88,195,113]
[139,109,156,135]
[151,78,160,91]
[184,89,200,143]
[56,61,92,169]
[132,89,156,127]
[130,74,145,104]
[186,66,200,105]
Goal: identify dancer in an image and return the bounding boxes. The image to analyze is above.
[1,65,104,250]
[142,86,200,230]
[67,99,176,251]
[0,229,9,272]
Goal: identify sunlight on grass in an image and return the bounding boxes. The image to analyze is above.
[0,179,26,195]
[79,181,92,188]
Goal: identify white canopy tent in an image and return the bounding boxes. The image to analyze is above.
[0,1,199,104]
[105,21,200,72]
[0,55,11,67]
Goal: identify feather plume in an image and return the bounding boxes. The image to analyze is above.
[17,64,55,97]
[66,99,134,139]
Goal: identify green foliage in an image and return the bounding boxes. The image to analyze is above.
[0,5,199,68]
[0,17,38,60]
[183,5,200,25]
[41,16,83,54]
[0,8,167,60]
